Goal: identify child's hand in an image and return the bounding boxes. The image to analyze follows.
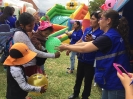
[40,85,47,93]
[55,52,60,58]
[66,50,71,56]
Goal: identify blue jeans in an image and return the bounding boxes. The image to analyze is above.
[101,89,125,99]
[70,51,77,70]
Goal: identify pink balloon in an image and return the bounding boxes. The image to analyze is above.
[105,0,116,8]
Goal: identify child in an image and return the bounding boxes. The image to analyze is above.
[3,43,46,99]
[30,20,53,75]
[13,12,60,77]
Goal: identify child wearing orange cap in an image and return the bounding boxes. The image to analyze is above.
[3,43,46,99]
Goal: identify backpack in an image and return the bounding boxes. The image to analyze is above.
[0,28,22,63]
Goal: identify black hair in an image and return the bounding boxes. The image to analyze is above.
[15,20,20,28]
[42,26,53,32]
[74,21,81,30]
[91,11,101,20]
[103,9,130,55]
[18,12,35,26]
[0,6,14,23]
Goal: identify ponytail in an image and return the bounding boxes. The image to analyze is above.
[102,10,131,56]
[117,17,131,55]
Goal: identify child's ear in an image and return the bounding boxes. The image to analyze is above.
[19,24,24,29]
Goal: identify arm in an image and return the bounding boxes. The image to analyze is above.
[117,73,133,99]
[76,38,82,44]
[59,41,98,53]
[10,66,41,92]
[59,35,112,53]
[30,36,41,50]
[13,31,55,58]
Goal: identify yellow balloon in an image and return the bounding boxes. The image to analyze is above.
[28,73,48,96]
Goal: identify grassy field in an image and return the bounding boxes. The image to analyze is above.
[0,52,101,99]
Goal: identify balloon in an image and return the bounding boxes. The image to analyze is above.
[100,4,108,11]
[45,37,61,53]
[28,73,48,96]
[105,0,116,8]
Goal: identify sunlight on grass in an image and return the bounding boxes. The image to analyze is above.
[0,52,101,99]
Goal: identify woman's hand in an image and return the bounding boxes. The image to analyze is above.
[85,34,93,42]
[58,44,68,52]
[117,72,133,88]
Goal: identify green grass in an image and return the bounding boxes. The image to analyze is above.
[0,52,101,99]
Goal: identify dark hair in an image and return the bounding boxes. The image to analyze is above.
[91,11,101,20]
[74,21,81,30]
[18,12,35,26]
[15,20,20,28]
[0,6,14,23]
[42,27,53,32]
[103,10,130,55]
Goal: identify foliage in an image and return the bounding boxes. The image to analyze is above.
[89,0,105,13]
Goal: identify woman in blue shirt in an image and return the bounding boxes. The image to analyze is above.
[59,10,131,99]
[66,21,83,73]
[0,6,16,28]
[68,11,103,99]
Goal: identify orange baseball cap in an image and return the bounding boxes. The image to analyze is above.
[3,43,37,66]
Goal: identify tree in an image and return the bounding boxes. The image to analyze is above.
[89,0,105,13]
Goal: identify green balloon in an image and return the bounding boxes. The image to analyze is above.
[45,37,61,53]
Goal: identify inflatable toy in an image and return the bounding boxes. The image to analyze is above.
[105,0,116,9]
[45,37,61,53]
[28,74,48,96]
[66,0,78,10]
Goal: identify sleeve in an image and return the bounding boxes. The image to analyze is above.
[92,35,112,53]
[13,31,55,58]
[9,16,17,28]
[30,36,41,50]
[72,30,83,42]
[10,66,41,92]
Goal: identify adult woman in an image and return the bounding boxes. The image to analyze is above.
[59,10,131,99]
[66,21,83,73]
[68,11,103,99]
[0,6,16,28]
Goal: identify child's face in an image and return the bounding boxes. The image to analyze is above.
[24,21,35,32]
[41,30,52,38]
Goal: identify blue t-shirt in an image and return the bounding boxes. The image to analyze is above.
[0,15,16,28]
[69,29,83,44]
[34,23,40,31]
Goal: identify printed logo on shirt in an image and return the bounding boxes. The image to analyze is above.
[120,38,123,43]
